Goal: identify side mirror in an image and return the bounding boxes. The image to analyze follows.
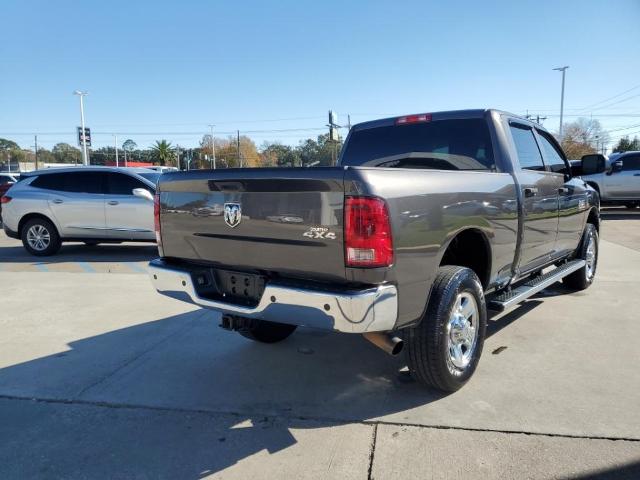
[581,154,606,175]
[610,160,623,174]
[132,188,154,201]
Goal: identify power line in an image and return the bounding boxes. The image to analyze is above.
[574,83,640,112]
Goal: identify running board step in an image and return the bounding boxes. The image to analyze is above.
[487,259,586,312]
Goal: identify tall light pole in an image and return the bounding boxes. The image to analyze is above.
[208,124,216,169]
[553,66,569,140]
[73,90,89,165]
[114,134,119,167]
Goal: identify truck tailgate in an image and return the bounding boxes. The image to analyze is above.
[158,168,346,281]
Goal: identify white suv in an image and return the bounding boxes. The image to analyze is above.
[2,167,160,256]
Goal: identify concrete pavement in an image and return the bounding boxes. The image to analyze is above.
[0,211,639,478]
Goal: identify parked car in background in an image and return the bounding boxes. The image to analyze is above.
[147,166,179,173]
[0,173,19,223]
[2,167,160,255]
[580,151,640,208]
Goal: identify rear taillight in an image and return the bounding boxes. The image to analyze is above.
[0,196,11,204]
[344,196,393,268]
[154,192,163,255]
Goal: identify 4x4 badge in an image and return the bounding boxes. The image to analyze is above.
[224,203,242,228]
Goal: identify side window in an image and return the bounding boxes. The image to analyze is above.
[536,130,569,175]
[622,155,640,171]
[106,173,148,195]
[64,172,105,193]
[509,124,545,171]
[31,172,104,193]
[0,176,12,185]
[31,173,67,191]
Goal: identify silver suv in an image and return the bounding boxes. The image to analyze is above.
[2,167,160,256]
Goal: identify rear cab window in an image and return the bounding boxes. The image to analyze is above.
[340,118,495,171]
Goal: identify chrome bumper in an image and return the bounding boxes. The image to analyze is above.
[148,260,398,333]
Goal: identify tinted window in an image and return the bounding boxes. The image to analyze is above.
[106,172,148,195]
[536,130,568,174]
[0,175,14,185]
[622,155,640,171]
[340,119,495,171]
[510,125,545,171]
[137,172,161,184]
[31,171,104,193]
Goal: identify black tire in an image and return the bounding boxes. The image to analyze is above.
[21,217,61,256]
[406,266,487,392]
[563,223,598,291]
[238,319,297,344]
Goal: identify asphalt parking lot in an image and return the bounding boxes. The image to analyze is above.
[0,209,639,479]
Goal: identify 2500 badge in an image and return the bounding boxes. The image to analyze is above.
[303,226,336,240]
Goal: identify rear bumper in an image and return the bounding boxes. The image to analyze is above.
[2,223,19,239]
[148,259,398,333]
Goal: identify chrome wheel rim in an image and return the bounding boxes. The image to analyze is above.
[26,225,51,251]
[585,234,596,280]
[446,292,479,371]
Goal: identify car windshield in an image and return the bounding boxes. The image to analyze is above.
[340,118,495,171]
[137,172,161,184]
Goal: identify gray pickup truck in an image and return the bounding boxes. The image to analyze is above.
[149,109,600,392]
[579,151,640,208]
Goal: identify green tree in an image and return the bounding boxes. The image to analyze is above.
[261,142,301,167]
[150,140,174,166]
[0,138,19,151]
[612,136,640,153]
[52,143,81,163]
[297,133,343,166]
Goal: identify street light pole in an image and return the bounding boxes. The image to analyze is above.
[208,124,216,169]
[114,134,119,167]
[73,90,89,165]
[553,66,569,140]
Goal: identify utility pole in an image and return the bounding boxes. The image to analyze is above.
[73,90,89,165]
[347,114,351,131]
[114,135,119,167]
[34,135,38,170]
[208,124,216,169]
[553,66,569,139]
[237,130,242,167]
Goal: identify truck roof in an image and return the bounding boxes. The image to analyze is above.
[351,108,537,132]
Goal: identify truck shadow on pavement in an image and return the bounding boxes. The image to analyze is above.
[0,298,625,478]
[0,242,157,264]
[0,310,444,478]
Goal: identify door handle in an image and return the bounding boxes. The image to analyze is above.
[52,199,63,204]
[107,200,119,206]
[523,187,538,197]
[634,173,640,177]
[558,187,569,194]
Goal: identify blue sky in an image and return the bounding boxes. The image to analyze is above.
[1,0,639,150]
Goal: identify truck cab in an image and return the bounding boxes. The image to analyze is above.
[580,151,640,208]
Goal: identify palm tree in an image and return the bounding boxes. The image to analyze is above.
[151,140,174,166]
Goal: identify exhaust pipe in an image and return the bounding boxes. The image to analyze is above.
[363,332,404,356]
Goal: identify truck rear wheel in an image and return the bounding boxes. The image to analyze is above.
[406,266,487,392]
[238,319,297,344]
[563,223,598,291]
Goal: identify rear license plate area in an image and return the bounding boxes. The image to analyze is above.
[215,269,266,305]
